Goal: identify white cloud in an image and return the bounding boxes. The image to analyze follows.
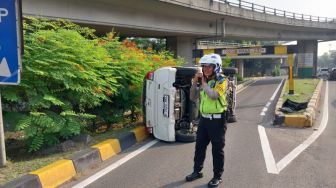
[249,0,336,18]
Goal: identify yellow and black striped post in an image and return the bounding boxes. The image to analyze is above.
[287,54,294,95]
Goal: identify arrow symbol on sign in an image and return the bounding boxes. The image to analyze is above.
[0,58,11,77]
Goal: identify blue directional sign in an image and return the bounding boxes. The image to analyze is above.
[0,0,21,85]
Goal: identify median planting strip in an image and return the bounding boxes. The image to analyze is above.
[3,126,149,188]
[274,79,323,127]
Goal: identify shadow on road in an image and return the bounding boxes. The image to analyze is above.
[159,179,208,188]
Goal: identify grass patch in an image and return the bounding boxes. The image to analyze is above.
[0,121,143,186]
[282,79,319,103]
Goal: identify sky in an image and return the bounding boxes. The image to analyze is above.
[249,0,336,56]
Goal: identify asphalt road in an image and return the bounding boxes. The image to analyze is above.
[64,78,336,188]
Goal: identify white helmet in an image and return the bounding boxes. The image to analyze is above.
[199,53,222,74]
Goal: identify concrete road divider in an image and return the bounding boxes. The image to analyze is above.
[69,148,102,173]
[116,132,136,151]
[30,159,76,188]
[3,126,150,188]
[131,126,149,142]
[2,174,42,188]
[92,139,121,161]
[274,79,323,128]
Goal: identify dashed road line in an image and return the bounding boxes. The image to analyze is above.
[260,79,284,116]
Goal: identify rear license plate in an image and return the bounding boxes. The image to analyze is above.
[163,95,169,118]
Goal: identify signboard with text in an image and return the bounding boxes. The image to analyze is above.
[0,0,21,85]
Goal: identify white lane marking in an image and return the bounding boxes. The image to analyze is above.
[258,125,278,174]
[276,81,329,173]
[258,79,284,173]
[260,107,267,116]
[265,102,271,107]
[259,79,284,116]
[72,139,159,188]
[270,79,284,101]
[259,81,329,174]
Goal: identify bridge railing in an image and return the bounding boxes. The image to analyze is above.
[217,0,335,23]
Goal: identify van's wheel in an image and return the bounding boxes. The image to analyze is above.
[223,68,238,75]
[175,67,198,77]
[176,129,196,142]
[227,115,237,123]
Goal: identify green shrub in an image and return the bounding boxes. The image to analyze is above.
[2,18,119,152]
[1,17,185,152]
[272,64,281,77]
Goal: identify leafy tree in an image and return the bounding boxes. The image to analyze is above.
[128,37,166,51]
[2,18,116,152]
[318,52,331,68]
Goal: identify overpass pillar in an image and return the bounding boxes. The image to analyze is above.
[166,36,196,66]
[297,40,318,78]
[237,60,244,78]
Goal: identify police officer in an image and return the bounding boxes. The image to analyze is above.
[186,53,227,188]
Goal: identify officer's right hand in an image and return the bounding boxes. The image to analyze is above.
[193,72,203,83]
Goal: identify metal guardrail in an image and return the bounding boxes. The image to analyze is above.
[215,0,335,23]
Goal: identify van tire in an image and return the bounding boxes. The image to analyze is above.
[175,67,198,77]
[227,115,237,123]
[176,129,196,142]
[223,68,238,75]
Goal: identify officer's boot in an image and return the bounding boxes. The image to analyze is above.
[207,177,222,187]
[185,172,203,182]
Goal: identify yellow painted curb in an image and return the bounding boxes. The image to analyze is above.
[131,126,149,142]
[284,114,311,128]
[276,79,323,128]
[92,139,121,161]
[30,159,76,188]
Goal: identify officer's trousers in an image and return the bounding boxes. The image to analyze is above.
[193,112,227,178]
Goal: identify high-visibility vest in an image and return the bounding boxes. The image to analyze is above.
[200,78,227,114]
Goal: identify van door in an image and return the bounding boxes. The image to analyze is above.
[152,67,177,142]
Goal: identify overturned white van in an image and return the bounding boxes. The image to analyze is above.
[143,67,237,142]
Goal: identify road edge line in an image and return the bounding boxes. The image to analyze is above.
[72,139,159,188]
[276,81,329,172]
[258,125,279,174]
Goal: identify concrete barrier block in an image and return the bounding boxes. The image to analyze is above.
[2,174,42,188]
[304,113,313,127]
[30,159,76,188]
[117,132,136,151]
[284,115,307,128]
[308,110,315,121]
[69,148,102,173]
[131,127,149,142]
[308,103,315,108]
[92,139,121,161]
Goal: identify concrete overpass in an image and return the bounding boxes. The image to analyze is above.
[22,0,336,76]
